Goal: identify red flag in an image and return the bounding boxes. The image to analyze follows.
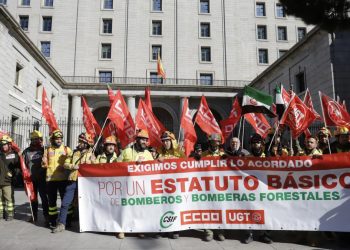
[135,99,166,147]
[107,90,135,148]
[81,96,101,139]
[303,89,321,120]
[19,156,36,202]
[42,88,59,133]
[180,98,197,156]
[220,97,241,140]
[195,96,223,141]
[157,53,166,79]
[282,87,291,104]
[145,87,152,111]
[107,84,115,106]
[280,94,317,138]
[244,113,271,139]
[102,121,117,138]
[319,92,350,128]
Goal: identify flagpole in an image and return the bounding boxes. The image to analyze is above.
[241,118,245,149]
[92,117,109,153]
[318,91,332,154]
[237,117,243,139]
[267,122,280,152]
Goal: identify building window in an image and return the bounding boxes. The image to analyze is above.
[99,71,112,83]
[258,49,268,64]
[21,0,30,6]
[103,0,113,9]
[42,16,52,32]
[278,49,287,58]
[152,45,161,60]
[257,25,267,40]
[201,46,211,62]
[200,0,210,13]
[152,20,162,36]
[0,0,7,5]
[295,71,306,93]
[101,43,112,59]
[15,63,23,86]
[200,73,213,85]
[150,72,163,84]
[102,19,113,34]
[43,0,53,7]
[277,26,287,41]
[41,41,51,57]
[200,22,210,37]
[256,2,266,17]
[19,15,29,31]
[297,27,306,41]
[51,94,55,109]
[276,3,286,18]
[152,0,162,11]
[35,82,42,101]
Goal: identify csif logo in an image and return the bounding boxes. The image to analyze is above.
[160,211,177,229]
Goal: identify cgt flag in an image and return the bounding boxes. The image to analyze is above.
[220,97,241,140]
[136,99,166,147]
[180,97,197,156]
[195,96,223,142]
[244,113,271,139]
[107,90,135,148]
[319,92,350,128]
[81,96,101,139]
[42,87,59,133]
[280,94,317,138]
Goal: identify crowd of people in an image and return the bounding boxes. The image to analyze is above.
[0,125,349,245]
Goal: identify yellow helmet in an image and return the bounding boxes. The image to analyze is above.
[30,130,43,140]
[208,133,222,142]
[0,135,13,145]
[136,129,149,139]
[50,129,63,139]
[334,126,349,136]
[104,136,117,145]
[317,127,331,137]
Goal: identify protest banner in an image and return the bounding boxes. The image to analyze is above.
[78,153,350,233]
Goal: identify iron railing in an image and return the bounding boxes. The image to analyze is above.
[62,76,250,88]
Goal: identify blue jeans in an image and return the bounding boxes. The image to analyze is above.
[58,181,77,225]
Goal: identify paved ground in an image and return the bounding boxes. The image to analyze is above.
[0,189,348,250]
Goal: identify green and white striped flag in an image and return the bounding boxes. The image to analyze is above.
[242,86,275,117]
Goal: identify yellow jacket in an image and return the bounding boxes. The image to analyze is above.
[118,147,153,162]
[301,148,323,157]
[202,149,225,157]
[158,148,186,159]
[95,152,118,163]
[43,145,72,182]
[64,148,94,181]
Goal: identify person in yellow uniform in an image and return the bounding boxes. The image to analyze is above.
[324,126,350,154]
[158,131,185,160]
[42,129,72,229]
[302,136,322,157]
[243,134,272,244]
[118,130,153,163]
[95,136,119,163]
[53,133,94,233]
[157,131,185,239]
[200,133,226,242]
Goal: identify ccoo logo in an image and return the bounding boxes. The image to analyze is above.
[160,211,177,229]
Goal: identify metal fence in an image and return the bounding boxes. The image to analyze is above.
[0,117,84,150]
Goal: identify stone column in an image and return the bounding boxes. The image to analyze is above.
[69,95,81,148]
[127,96,136,119]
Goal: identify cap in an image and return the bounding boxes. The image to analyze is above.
[104,136,117,145]
[50,129,63,139]
[30,130,43,140]
[250,133,264,143]
[208,133,221,142]
[136,129,149,139]
[0,135,13,145]
[161,131,175,141]
[79,132,94,145]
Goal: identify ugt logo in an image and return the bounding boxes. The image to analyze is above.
[160,211,177,229]
[328,101,349,126]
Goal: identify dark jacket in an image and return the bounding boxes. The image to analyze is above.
[22,146,45,182]
[0,151,20,186]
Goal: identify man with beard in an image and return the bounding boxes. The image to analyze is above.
[42,130,72,229]
[118,130,153,163]
[243,133,272,244]
[0,135,20,221]
[53,133,94,233]
[22,130,48,225]
[95,136,119,163]
[317,127,331,153]
[225,137,250,156]
[302,136,322,157]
